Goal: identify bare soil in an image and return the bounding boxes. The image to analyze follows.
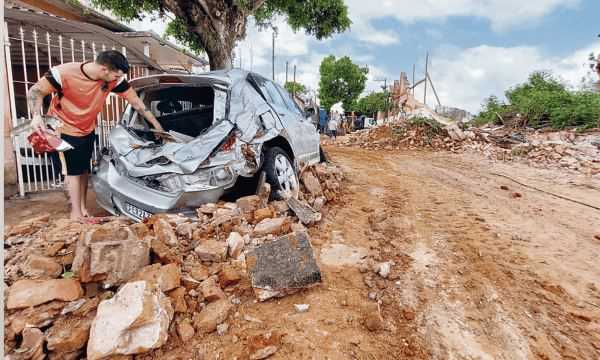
[5,145,600,359]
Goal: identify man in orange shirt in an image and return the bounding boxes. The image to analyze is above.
[28,50,164,222]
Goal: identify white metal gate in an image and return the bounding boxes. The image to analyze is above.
[4,21,151,196]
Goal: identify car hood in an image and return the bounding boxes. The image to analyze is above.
[110,120,235,177]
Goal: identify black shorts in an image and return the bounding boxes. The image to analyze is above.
[60,132,96,176]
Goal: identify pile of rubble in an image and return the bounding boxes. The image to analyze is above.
[334,118,463,152]
[334,120,600,176]
[3,163,344,359]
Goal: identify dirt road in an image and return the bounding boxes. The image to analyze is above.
[5,146,600,359]
[315,145,600,359]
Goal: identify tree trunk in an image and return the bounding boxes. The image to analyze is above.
[204,40,234,71]
[163,0,256,71]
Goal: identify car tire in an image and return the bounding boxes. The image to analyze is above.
[263,146,299,200]
[319,146,329,163]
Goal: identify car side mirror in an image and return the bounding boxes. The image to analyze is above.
[304,107,315,119]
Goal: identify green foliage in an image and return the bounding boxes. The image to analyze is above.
[91,0,351,69]
[352,91,387,116]
[319,55,368,111]
[90,0,162,21]
[255,0,351,39]
[284,81,307,95]
[474,72,600,129]
[408,116,444,136]
[165,19,205,55]
[474,95,505,126]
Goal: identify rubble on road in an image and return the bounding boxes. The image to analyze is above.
[334,119,600,176]
[7,279,83,309]
[3,161,344,359]
[247,231,322,301]
[87,281,173,360]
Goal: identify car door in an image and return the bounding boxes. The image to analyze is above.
[272,83,320,164]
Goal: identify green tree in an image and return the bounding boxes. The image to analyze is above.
[284,81,307,96]
[352,91,387,117]
[319,55,368,111]
[474,72,600,129]
[91,0,351,70]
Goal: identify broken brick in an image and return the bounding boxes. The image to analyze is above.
[194,240,228,262]
[7,279,83,309]
[72,226,149,285]
[44,241,66,257]
[192,299,232,334]
[168,287,188,313]
[302,172,323,197]
[7,327,44,360]
[227,232,245,259]
[253,217,290,237]
[176,318,195,342]
[200,276,226,302]
[87,281,173,360]
[26,254,63,278]
[190,264,210,282]
[151,237,181,264]
[9,301,65,334]
[134,263,181,292]
[129,223,150,239]
[46,314,93,354]
[236,195,262,212]
[254,207,275,223]
[219,264,242,288]
[154,218,178,246]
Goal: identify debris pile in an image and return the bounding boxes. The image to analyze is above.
[333,120,600,176]
[3,162,344,359]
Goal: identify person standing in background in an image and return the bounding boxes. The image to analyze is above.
[328,111,339,139]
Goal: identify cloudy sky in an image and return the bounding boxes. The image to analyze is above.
[124,0,600,114]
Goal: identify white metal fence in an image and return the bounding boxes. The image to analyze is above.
[4,21,151,196]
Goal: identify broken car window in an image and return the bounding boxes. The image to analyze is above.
[213,89,227,123]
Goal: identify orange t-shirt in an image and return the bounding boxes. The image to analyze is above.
[45,61,133,136]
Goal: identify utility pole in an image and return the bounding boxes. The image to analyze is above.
[250,43,254,71]
[374,78,389,121]
[293,64,297,97]
[285,61,289,84]
[424,52,429,105]
[412,64,416,95]
[271,28,277,81]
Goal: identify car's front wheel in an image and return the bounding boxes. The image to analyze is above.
[263,146,299,200]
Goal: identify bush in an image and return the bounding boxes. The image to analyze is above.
[474,95,505,126]
[474,72,600,129]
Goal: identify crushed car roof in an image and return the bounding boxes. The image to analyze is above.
[129,69,251,89]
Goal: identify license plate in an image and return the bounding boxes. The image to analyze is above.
[125,203,152,220]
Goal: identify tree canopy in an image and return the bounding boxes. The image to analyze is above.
[352,91,387,117]
[283,81,307,96]
[91,0,351,70]
[318,55,368,111]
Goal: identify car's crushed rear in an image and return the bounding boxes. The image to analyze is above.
[92,70,291,221]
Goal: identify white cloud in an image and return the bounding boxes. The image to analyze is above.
[349,21,400,46]
[346,0,580,32]
[421,41,600,113]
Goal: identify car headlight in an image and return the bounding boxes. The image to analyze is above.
[155,174,182,193]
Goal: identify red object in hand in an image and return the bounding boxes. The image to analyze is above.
[27,130,65,154]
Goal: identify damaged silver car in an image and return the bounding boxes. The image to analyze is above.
[92,69,320,221]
